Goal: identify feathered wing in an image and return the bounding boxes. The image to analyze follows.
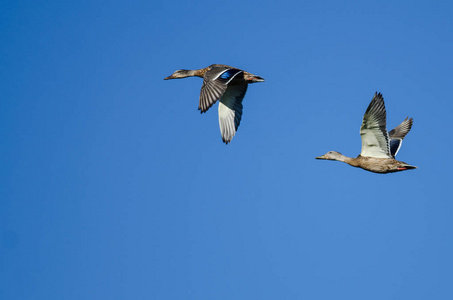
[360,93,392,158]
[218,84,248,144]
[388,117,413,157]
[199,67,243,113]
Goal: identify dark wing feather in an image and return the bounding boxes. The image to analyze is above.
[199,67,243,113]
[389,117,413,139]
[389,117,413,157]
[360,92,391,158]
[389,139,402,158]
[218,83,248,144]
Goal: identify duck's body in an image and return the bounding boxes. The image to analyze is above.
[316,93,417,174]
[165,64,264,144]
[319,152,417,174]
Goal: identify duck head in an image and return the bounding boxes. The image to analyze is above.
[164,69,194,80]
[316,151,345,161]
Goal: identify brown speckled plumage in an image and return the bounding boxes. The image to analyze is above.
[316,92,417,174]
[164,64,264,144]
[317,152,417,174]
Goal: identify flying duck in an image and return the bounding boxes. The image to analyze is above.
[316,92,417,173]
[165,64,264,144]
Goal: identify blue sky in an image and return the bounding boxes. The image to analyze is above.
[1,0,453,299]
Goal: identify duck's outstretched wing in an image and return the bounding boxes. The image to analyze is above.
[360,92,392,158]
[218,83,248,144]
[389,117,413,157]
[199,67,243,113]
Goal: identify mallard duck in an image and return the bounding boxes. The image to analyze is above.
[316,92,417,174]
[164,64,264,144]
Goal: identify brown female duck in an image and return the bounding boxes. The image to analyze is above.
[316,92,417,174]
[164,64,264,144]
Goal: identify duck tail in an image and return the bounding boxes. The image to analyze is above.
[244,73,265,83]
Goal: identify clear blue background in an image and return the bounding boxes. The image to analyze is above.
[1,1,452,299]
